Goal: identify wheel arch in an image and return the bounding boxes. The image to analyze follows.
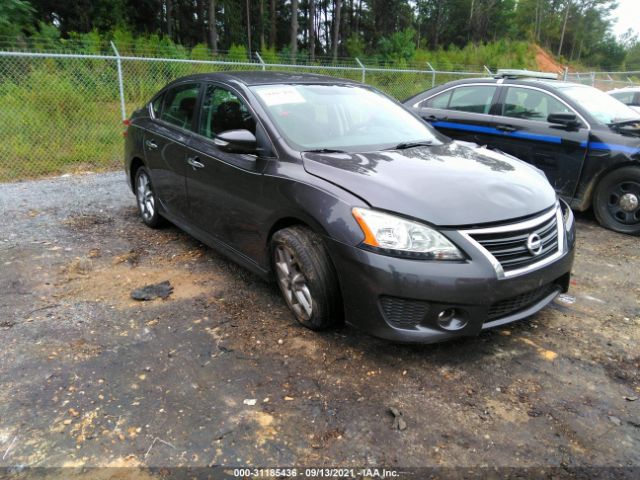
[129,157,146,192]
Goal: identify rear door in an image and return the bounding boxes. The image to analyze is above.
[484,85,589,197]
[413,84,500,146]
[144,82,201,219]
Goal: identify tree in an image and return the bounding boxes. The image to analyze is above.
[291,0,298,61]
[209,0,217,53]
[309,0,316,60]
[332,0,341,61]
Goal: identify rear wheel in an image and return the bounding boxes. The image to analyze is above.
[593,166,640,235]
[135,167,163,228]
[270,226,342,330]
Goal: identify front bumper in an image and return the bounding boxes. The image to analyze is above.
[326,222,575,343]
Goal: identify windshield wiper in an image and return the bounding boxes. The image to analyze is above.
[303,148,348,153]
[609,119,640,127]
[386,140,434,150]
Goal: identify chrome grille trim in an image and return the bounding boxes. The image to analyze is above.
[460,203,565,279]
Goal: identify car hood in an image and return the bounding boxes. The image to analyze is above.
[302,141,557,227]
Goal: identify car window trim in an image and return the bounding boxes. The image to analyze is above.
[191,81,278,160]
[498,84,591,129]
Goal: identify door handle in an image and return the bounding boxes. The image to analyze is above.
[145,140,158,150]
[496,125,517,132]
[426,114,447,122]
[187,156,205,169]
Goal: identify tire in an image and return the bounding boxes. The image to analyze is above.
[593,166,640,235]
[270,226,342,330]
[134,167,163,228]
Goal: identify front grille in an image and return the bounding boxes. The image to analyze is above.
[469,210,560,273]
[487,283,557,321]
[380,296,430,329]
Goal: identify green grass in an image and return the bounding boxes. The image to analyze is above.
[0,40,540,182]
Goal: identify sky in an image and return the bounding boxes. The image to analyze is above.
[612,0,639,39]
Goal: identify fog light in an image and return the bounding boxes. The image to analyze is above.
[437,308,467,331]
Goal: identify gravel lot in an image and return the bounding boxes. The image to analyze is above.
[0,172,639,477]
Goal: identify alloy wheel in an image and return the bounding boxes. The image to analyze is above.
[274,245,313,320]
[136,171,156,222]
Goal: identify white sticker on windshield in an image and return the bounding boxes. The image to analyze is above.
[257,86,305,106]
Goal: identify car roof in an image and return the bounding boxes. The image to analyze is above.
[608,86,640,92]
[167,71,360,87]
[434,76,583,89]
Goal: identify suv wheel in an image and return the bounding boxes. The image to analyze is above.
[270,226,342,330]
[135,167,163,228]
[593,166,640,235]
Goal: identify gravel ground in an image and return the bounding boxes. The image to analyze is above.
[0,172,639,477]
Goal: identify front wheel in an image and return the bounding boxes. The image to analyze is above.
[593,166,640,235]
[270,226,342,330]
[135,167,163,228]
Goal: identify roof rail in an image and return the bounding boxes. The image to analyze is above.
[494,69,558,80]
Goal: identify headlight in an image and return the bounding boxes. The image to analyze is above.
[352,207,464,260]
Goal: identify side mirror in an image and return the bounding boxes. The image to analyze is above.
[215,129,257,154]
[547,113,579,128]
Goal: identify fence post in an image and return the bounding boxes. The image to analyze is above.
[355,58,366,83]
[427,62,436,87]
[254,51,266,71]
[110,41,127,122]
[483,65,493,76]
[590,72,596,87]
[563,67,568,81]
[628,76,634,86]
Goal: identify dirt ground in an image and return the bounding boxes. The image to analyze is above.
[0,172,639,477]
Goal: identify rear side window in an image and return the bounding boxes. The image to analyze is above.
[611,91,635,104]
[151,93,164,118]
[503,87,572,122]
[420,90,452,109]
[448,86,497,114]
[159,83,200,130]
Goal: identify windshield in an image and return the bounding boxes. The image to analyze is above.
[250,84,444,151]
[560,85,640,124]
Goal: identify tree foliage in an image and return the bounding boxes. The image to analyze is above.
[3,0,636,70]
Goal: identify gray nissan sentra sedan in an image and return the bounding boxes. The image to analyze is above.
[124,71,575,343]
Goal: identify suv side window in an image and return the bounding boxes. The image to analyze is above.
[199,84,256,138]
[159,83,200,130]
[503,87,572,122]
[448,86,497,114]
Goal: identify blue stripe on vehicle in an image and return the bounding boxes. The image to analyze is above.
[431,121,562,144]
[579,141,640,155]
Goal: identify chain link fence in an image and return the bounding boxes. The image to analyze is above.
[1,47,639,182]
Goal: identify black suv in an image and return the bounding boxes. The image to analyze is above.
[405,71,640,234]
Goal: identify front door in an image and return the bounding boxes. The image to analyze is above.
[485,86,589,198]
[185,83,271,260]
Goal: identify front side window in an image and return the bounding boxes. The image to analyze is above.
[159,83,200,130]
[250,84,445,152]
[611,91,636,105]
[199,84,256,138]
[503,87,572,122]
[448,86,497,114]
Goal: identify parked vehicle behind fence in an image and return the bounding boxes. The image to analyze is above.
[608,87,640,115]
[125,71,575,343]
[405,70,640,235]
